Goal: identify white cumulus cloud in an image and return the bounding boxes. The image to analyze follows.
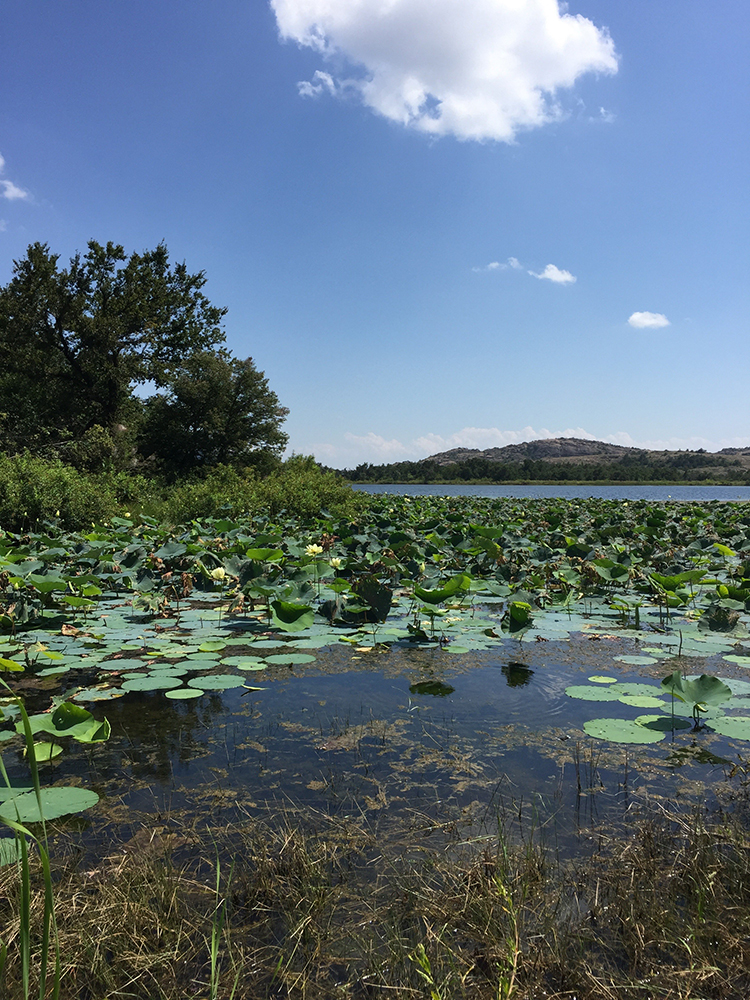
[628,311,670,329]
[528,263,576,284]
[271,0,619,142]
[0,153,29,201]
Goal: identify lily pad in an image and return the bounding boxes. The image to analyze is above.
[618,695,667,708]
[29,741,63,761]
[198,640,227,652]
[0,786,100,823]
[615,655,658,666]
[187,674,245,690]
[121,675,182,692]
[565,685,622,702]
[165,687,204,700]
[708,716,750,740]
[583,718,665,744]
[588,675,617,684]
[72,686,125,702]
[264,653,316,665]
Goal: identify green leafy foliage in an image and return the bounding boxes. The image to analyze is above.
[0,240,287,477]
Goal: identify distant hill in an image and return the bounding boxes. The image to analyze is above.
[333,436,750,483]
[424,437,750,471]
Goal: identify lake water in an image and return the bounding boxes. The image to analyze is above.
[354,483,750,501]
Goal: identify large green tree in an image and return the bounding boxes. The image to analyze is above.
[138,350,288,477]
[0,240,287,472]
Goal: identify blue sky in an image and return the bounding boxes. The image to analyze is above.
[1,0,748,466]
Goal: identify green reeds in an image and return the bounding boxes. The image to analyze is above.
[0,684,61,1000]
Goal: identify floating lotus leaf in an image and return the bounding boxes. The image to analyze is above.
[264,653,316,665]
[610,683,663,698]
[565,685,622,701]
[708,716,750,740]
[721,677,750,696]
[28,741,63,761]
[72,686,125,702]
[0,786,99,823]
[235,662,267,672]
[100,658,146,670]
[198,640,227,652]
[147,665,189,676]
[618,695,667,708]
[121,675,182,692]
[588,675,617,684]
[187,674,245,690]
[444,644,470,654]
[221,655,266,667]
[39,665,70,676]
[723,655,750,666]
[165,688,203,700]
[615,655,658,665]
[583,718,665,744]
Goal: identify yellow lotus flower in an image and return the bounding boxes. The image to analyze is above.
[306,543,324,557]
[329,557,343,569]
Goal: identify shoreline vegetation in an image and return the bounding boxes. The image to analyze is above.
[1,485,750,997]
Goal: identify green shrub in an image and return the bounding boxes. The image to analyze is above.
[157,457,366,526]
[0,452,121,531]
[251,455,367,521]
[0,454,366,533]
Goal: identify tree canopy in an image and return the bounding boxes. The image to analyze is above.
[0,240,288,474]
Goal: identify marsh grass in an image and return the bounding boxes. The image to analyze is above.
[2,776,750,1000]
[0,687,61,1000]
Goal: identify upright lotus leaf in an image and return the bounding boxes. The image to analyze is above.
[351,575,394,623]
[246,548,284,562]
[270,600,315,632]
[19,701,111,742]
[660,671,733,726]
[0,658,24,673]
[501,600,533,633]
[413,573,471,606]
[153,540,188,560]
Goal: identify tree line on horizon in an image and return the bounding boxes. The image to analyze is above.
[331,452,750,485]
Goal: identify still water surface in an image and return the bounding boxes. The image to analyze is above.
[354,483,750,501]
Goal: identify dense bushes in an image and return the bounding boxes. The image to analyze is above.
[0,453,366,532]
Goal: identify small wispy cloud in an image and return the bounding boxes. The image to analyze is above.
[298,70,338,98]
[628,311,670,329]
[528,263,577,284]
[0,153,29,201]
[0,220,7,232]
[472,256,524,274]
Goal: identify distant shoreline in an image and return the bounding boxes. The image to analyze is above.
[345,478,748,487]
